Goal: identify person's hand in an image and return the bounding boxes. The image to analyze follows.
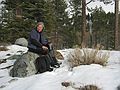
[42,46,48,50]
[42,46,48,55]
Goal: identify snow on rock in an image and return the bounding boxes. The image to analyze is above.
[0,45,28,60]
[0,60,15,69]
[7,45,28,55]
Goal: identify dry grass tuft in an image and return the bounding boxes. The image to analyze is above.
[0,46,9,51]
[67,48,109,68]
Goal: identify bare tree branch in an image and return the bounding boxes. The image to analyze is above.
[86,0,94,5]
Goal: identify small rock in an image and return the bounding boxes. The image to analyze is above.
[15,38,28,47]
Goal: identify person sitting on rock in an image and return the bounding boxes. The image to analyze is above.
[27,22,60,73]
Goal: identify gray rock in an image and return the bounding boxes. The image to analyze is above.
[15,38,28,47]
[10,52,39,77]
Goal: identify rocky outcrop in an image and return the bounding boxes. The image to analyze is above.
[10,51,39,77]
[10,37,39,77]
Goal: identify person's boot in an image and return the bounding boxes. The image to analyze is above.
[46,67,53,72]
[51,62,60,68]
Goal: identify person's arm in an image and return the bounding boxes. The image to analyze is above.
[30,37,48,50]
[30,30,42,48]
[30,38,42,48]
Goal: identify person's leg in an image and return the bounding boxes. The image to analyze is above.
[47,43,60,68]
[28,47,49,55]
[29,47,53,73]
[44,55,53,71]
[35,57,47,74]
[47,51,60,68]
[28,47,43,55]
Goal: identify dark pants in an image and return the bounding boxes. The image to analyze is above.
[28,47,46,55]
[35,55,54,73]
[28,46,58,68]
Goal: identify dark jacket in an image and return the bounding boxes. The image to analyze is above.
[28,29,48,50]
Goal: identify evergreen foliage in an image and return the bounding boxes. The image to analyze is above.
[0,0,71,48]
[69,0,82,46]
[0,0,119,50]
[91,6,115,49]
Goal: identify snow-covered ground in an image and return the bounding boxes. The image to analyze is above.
[0,45,120,90]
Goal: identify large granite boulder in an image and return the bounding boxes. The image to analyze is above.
[10,51,39,77]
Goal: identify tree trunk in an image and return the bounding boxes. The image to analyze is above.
[115,0,119,49]
[16,6,22,19]
[81,0,87,47]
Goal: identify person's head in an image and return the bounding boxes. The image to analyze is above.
[36,22,44,32]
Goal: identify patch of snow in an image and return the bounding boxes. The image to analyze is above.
[0,47,120,90]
